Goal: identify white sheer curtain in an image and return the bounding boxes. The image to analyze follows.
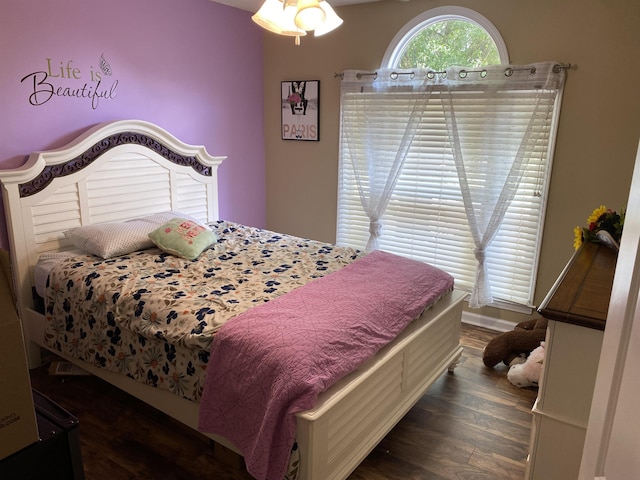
[339,69,437,252]
[441,63,565,307]
[338,62,566,309]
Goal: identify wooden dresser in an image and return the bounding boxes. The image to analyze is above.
[525,241,617,480]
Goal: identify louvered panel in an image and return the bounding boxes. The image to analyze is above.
[30,184,81,253]
[85,154,172,223]
[405,329,454,390]
[31,201,80,220]
[88,163,169,199]
[328,357,402,440]
[32,219,76,238]
[89,167,168,182]
[88,202,167,224]
[87,177,169,204]
[88,188,170,213]
[34,240,74,256]
[174,172,210,221]
[327,356,403,463]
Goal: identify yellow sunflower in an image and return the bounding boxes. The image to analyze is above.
[587,205,608,227]
[574,204,625,251]
[573,226,583,251]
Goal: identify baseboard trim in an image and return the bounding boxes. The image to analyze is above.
[461,311,516,333]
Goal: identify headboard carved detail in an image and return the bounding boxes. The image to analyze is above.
[19,131,211,197]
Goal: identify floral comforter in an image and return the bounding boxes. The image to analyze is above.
[44,220,362,401]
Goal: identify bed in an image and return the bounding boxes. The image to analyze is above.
[0,119,465,480]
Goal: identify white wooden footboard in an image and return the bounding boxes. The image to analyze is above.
[295,289,465,480]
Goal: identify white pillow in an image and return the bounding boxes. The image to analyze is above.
[64,211,207,259]
[35,249,86,297]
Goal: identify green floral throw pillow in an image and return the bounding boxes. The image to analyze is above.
[149,218,217,260]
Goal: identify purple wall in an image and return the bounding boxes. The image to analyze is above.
[0,0,266,250]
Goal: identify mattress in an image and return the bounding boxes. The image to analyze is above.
[42,220,362,401]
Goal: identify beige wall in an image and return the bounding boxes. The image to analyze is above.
[263,0,640,323]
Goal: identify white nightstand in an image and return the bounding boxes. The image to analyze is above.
[525,242,616,480]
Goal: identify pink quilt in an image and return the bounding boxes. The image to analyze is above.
[198,250,454,480]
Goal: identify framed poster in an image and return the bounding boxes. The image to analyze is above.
[281,80,319,141]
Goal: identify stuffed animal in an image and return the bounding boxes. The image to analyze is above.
[482,317,548,368]
[508,342,545,388]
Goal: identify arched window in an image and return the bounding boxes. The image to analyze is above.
[337,8,567,311]
[382,7,508,69]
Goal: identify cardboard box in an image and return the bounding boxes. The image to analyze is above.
[1,390,85,479]
[0,249,39,460]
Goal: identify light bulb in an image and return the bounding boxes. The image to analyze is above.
[314,1,343,36]
[295,0,326,31]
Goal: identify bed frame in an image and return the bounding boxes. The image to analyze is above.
[0,119,465,480]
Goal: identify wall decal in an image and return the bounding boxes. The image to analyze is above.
[99,54,113,77]
[281,80,319,141]
[20,55,119,110]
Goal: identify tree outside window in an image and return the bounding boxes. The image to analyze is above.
[396,19,500,70]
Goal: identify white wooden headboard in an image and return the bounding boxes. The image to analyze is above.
[0,119,226,325]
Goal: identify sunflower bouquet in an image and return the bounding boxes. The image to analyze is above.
[573,205,625,251]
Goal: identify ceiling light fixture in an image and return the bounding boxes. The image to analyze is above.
[252,0,343,45]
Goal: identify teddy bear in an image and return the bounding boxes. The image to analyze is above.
[482,317,548,368]
[508,342,545,388]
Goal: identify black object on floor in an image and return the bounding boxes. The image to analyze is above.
[0,389,84,480]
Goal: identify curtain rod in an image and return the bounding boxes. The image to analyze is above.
[333,63,573,80]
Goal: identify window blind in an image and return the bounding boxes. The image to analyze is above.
[337,65,565,308]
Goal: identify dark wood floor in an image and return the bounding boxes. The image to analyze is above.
[29,323,537,480]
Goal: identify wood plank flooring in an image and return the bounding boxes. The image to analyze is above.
[28,323,537,480]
